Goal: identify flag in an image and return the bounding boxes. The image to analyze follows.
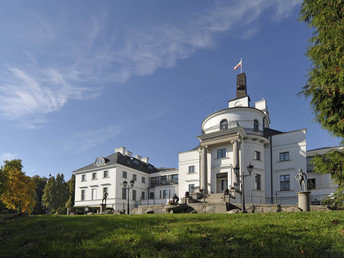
[233,59,242,71]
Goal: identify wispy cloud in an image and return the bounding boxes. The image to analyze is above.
[0,153,16,162]
[0,0,299,127]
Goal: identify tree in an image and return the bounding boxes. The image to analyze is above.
[300,1,344,138]
[311,149,344,208]
[42,174,69,214]
[0,159,23,197]
[65,174,75,209]
[32,175,48,214]
[0,166,36,213]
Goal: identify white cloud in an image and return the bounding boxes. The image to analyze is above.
[0,153,16,162]
[0,0,300,127]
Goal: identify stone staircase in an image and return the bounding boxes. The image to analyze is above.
[204,193,228,203]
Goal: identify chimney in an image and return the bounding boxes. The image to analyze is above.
[125,151,132,157]
[134,155,142,160]
[236,73,247,98]
[141,157,149,164]
[115,147,126,155]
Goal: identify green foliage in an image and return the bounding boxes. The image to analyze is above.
[2,159,23,172]
[65,174,75,209]
[0,159,23,197]
[42,174,69,214]
[311,149,344,208]
[311,150,344,187]
[322,190,344,209]
[32,176,48,214]
[300,1,344,137]
[1,212,344,256]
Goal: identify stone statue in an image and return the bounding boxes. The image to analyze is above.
[295,169,308,192]
[172,194,179,204]
[102,191,108,205]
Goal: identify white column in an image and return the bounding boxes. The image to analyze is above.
[200,146,208,193]
[232,140,240,188]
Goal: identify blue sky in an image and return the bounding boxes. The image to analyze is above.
[0,0,340,179]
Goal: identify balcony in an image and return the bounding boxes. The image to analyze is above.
[149,176,178,187]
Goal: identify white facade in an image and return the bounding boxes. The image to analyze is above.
[74,148,178,211]
[177,73,335,205]
[74,73,339,209]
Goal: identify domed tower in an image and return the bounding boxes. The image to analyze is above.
[184,72,274,207]
[179,72,307,206]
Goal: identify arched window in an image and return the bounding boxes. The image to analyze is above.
[95,157,105,166]
[253,119,259,132]
[220,119,228,130]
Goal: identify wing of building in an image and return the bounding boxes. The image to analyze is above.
[73,147,178,210]
[73,73,339,210]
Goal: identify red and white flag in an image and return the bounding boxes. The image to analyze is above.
[233,59,242,71]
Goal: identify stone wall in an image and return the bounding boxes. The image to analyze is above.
[134,203,329,214]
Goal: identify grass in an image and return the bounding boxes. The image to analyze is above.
[0,211,344,257]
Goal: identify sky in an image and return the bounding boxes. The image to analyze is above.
[0,0,340,179]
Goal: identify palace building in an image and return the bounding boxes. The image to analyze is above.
[73,73,338,210]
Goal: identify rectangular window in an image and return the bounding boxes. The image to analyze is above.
[133,174,137,181]
[81,174,86,181]
[149,192,154,199]
[122,171,127,178]
[307,157,314,172]
[255,151,261,161]
[91,189,96,200]
[255,174,261,190]
[308,178,316,190]
[141,191,145,200]
[103,170,109,178]
[280,175,290,191]
[188,166,195,174]
[142,177,146,184]
[122,188,127,199]
[132,190,136,201]
[81,190,85,201]
[279,152,290,162]
[217,148,226,159]
[188,184,195,193]
[163,190,168,199]
[92,172,97,180]
[159,190,162,199]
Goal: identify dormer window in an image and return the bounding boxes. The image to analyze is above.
[220,119,228,130]
[253,119,259,132]
[95,157,105,166]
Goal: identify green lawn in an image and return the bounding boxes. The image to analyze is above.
[0,211,344,257]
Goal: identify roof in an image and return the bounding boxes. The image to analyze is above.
[263,127,283,137]
[73,152,159,174]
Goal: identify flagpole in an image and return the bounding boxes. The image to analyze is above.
[241,58,242,73]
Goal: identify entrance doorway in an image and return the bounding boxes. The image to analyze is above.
[216,173,228,193]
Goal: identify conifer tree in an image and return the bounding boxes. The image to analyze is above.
[300,1,344,207]
[300,0,344,137]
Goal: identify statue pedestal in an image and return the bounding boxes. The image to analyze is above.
[100,204,106,213]
[298,192,311,211]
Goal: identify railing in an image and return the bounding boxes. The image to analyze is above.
[149,179,179,187]
[202,120,264,135]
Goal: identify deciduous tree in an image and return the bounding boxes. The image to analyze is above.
[0,166,36,213]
